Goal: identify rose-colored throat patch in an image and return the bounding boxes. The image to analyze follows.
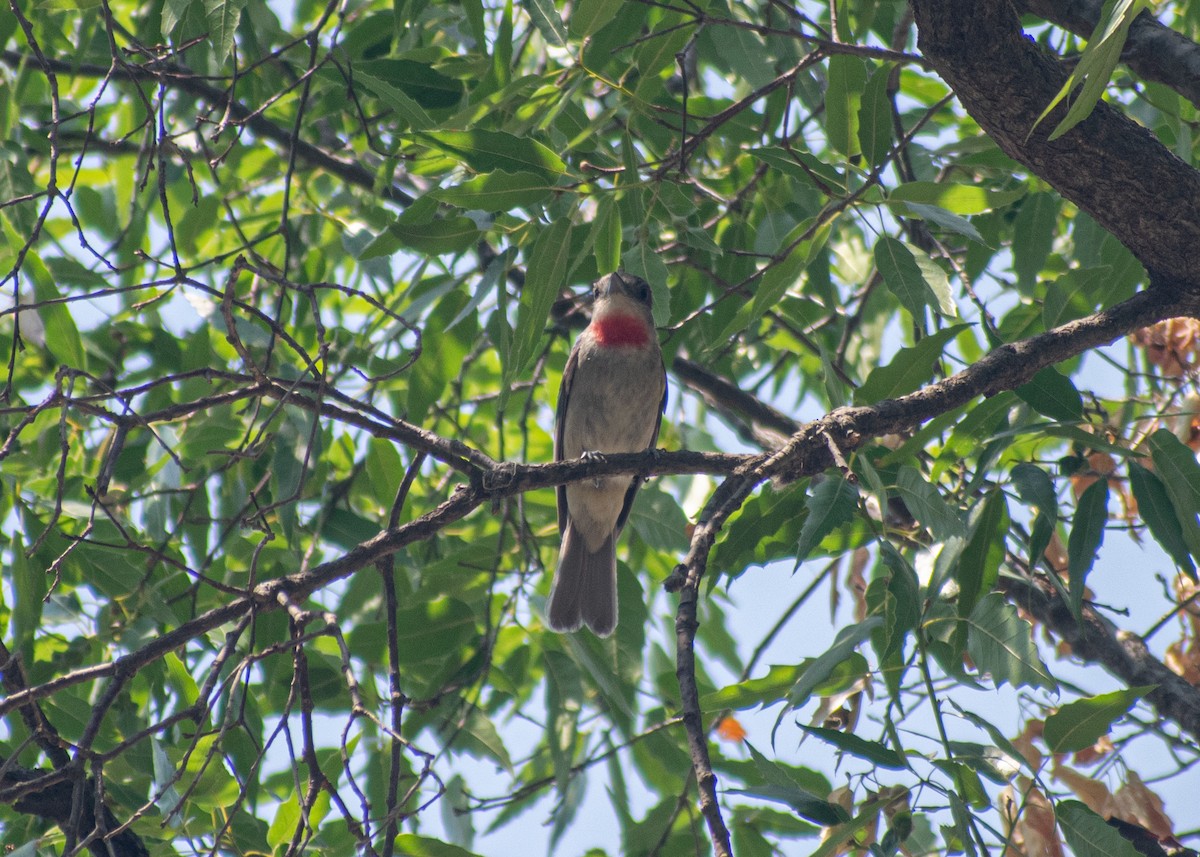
[591,313,652,347]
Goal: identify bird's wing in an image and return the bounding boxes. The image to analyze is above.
[554,343,580,537]
[615,360,667,534]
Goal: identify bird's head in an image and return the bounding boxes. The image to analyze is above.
[589,272,656,347]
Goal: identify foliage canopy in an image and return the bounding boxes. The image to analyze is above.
[3,0,1200,854]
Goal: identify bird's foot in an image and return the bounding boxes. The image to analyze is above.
[580,450,606,488]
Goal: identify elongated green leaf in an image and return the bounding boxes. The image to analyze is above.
[796,473,859,562]
[1128,461,1195,576]
[568,0,623,38]
[1056,800,1143,857]
[825,54,866,158]
[418,130,567,178]
[855,324,968,405]
[748,219,833,321]
[28,251,87,370]
[701,664,804,712]
[392,833,486,857]
[889,182,1023,214]
[1016,366,1083,421]
[1011,462,1058,519]
[955,489,1008,623]
[526,0,567,45]
[748,147,847,193]
[204,0,248,62]
[1044,687,1152,753]
[434,171,551,211]
[900,201,983,243]
[738,742,851,826]
[378,215,480,256]
[355,58,464,109]
[895,466,965,540]
[1147,429,1200,517]
[10,530,42,653]
[1043,267,1113,329]
[1031,0,1149,141]
[799,725,907,770]
[1012,192,1060,289]
[966,593,1056,690]
[857,64,894,168]
[623,241,671,327]
[592,195,622,274]
[788,617,882,709]
[1067,477,1108,615]
[874,237,952,319]
[510,217,573,380]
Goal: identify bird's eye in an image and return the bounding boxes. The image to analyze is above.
[636,283,650,302]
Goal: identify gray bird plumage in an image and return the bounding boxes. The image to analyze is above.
[547,272,666,636]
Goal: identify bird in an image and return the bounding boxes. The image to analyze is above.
[547,272,667,636]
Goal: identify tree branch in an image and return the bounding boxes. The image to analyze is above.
[909,0,1200,287]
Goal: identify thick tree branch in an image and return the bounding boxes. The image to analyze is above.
[909,0,1200,287]
[1002,574,1200,740]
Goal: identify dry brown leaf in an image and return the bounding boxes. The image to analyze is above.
[1112,770,1175,839]
[1051,763,1115,816]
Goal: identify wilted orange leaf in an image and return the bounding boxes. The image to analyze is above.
[716,716,747,743]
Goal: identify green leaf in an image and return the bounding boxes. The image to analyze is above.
[1056,800,1143,857]
[799,725,907,770]
[1012,192,1060,289]
[510,217,573,378]
[889,182,1023,214]
[701,664,804,712]
[965,593,1057,691]
[27,251,87,370]
[895,466,965,540]
[1032,0,1149,141]
[874,237,954,319]
[824,54,866,157]
[526,0,567,46]
[787,617,882,709]
[10,530,42,653]
[747,147,847,194]
[390,597,477,664]
[391,834,486,857]
[795,473,859,562]
[749,219,834,320]
[592,195,622,274]
[1012,462,1060,573]
[1042,267,1113,329]
[736,742,851,826]
[356,58,464,110]
[1016,366,1084,421]
[623,241,670,327]
[1147,429,1200,527]
[433,170,552,211]
[857,63,894,168]
[900,202,983,243]
[955,489,1008,623]
[854,324,968,405]
[1044,687,1152,754]
[1067,477,1108,616]
[418,130,567,178]
[1128,461,1195,576]
[1011,462,1059,519]
[204,0,248,62]
[568,0,623,38]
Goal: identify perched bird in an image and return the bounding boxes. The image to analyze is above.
[547,272,667,636]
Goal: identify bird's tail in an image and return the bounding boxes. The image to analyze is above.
[547,523,617,636]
